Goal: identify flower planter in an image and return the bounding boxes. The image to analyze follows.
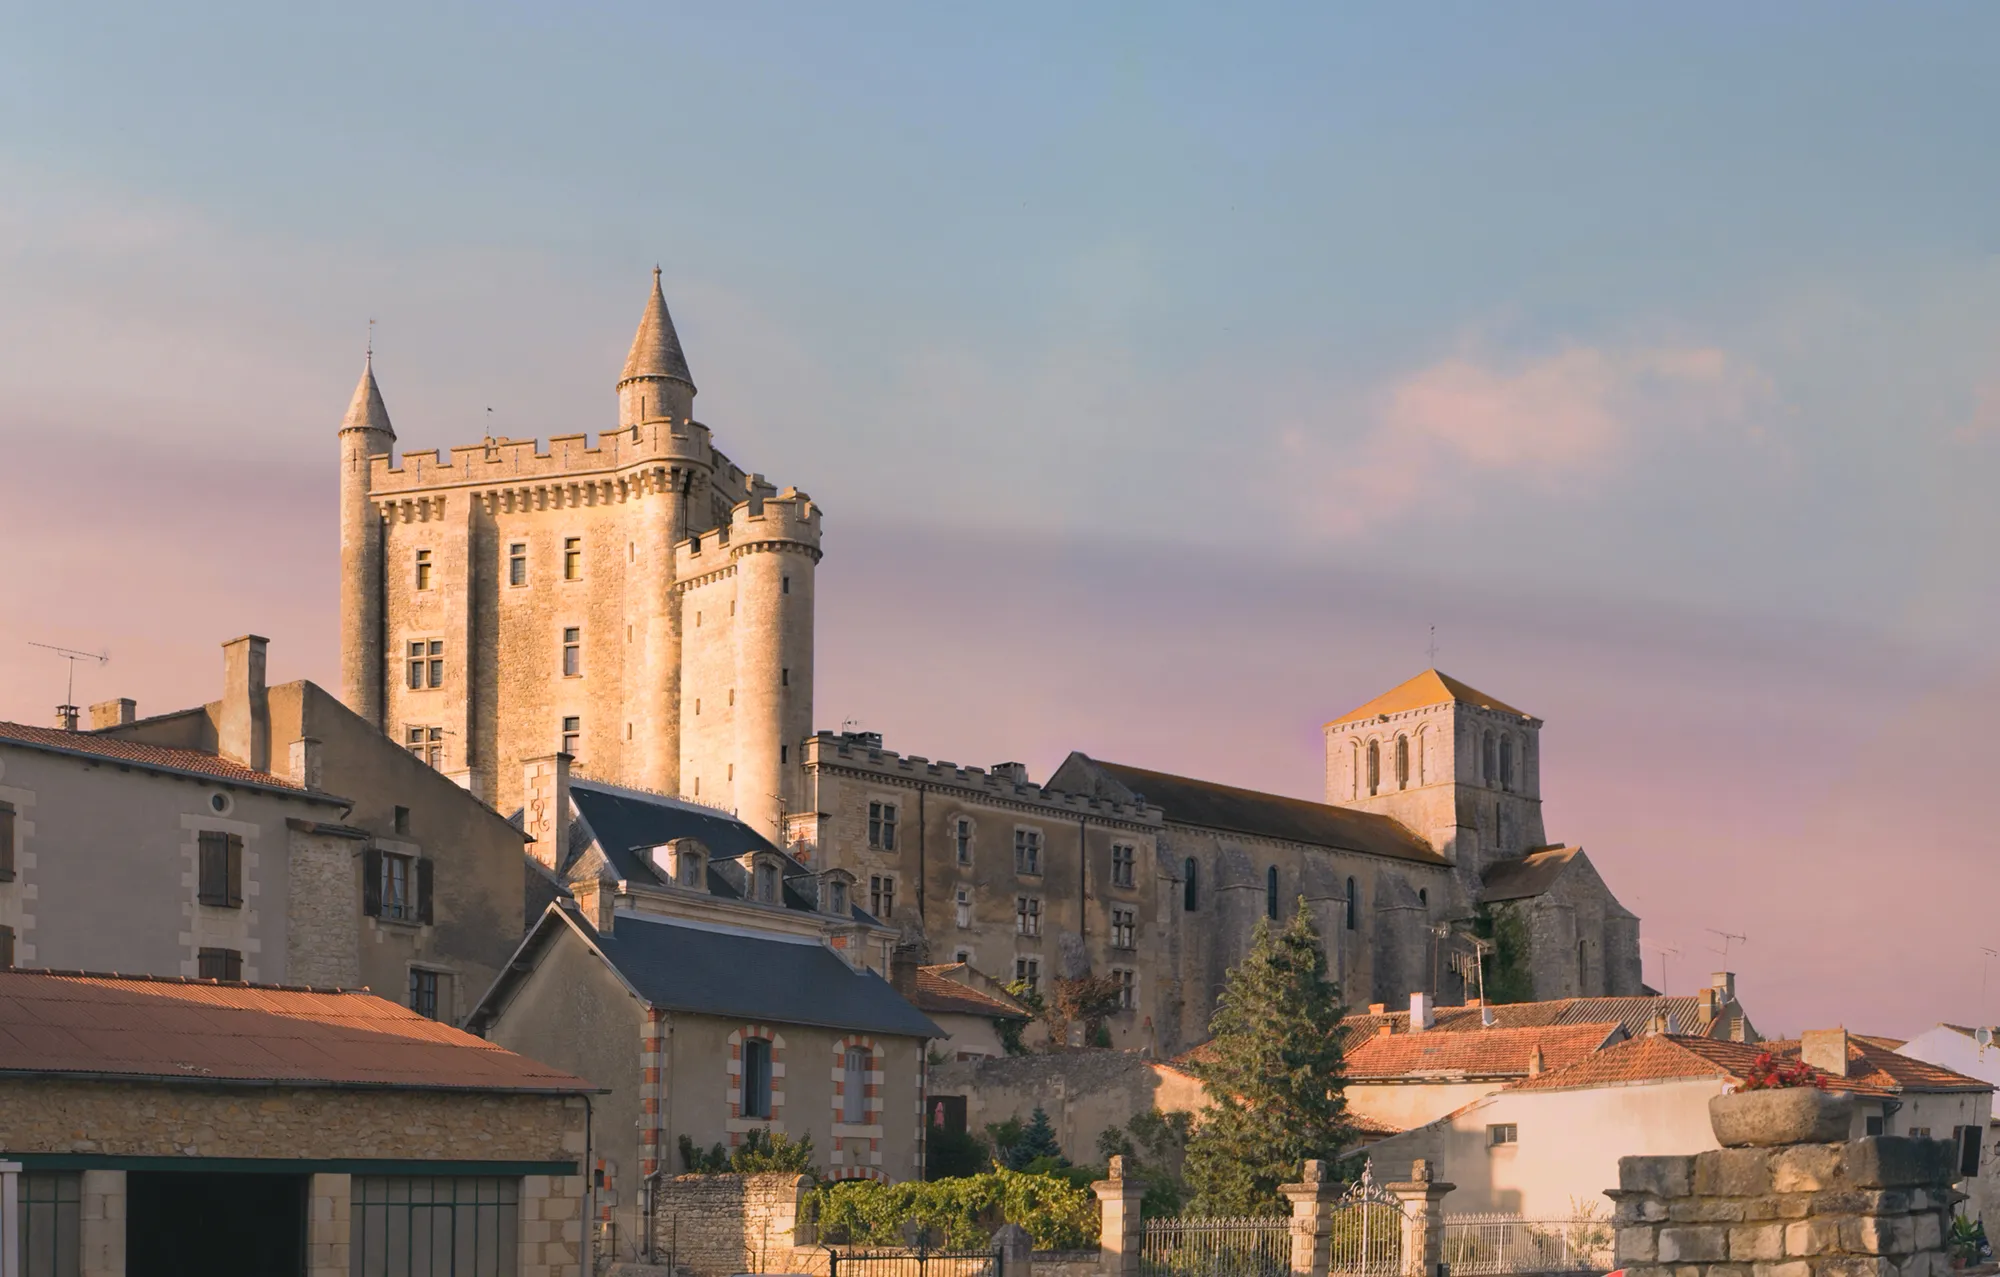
[1709,1088,1855,1147]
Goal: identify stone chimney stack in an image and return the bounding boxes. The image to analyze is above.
[522,754,573,874]
[1410,991,1434,1032]
[571,876,616,934]
[1712,971,1736,1003]
[89,699,136,730]
[890,943,922,998]
[54,704,79,732]
[218,636,271,772]
[1800,1028,1851,1077]
[1528,1045,1545,1076]
[288,738,324,790]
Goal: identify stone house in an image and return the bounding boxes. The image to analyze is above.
[0,967,593,1277]
[77,633,535,1024]
[899,961,1032,1062]
[1354,1028,1991,1217]
[469,770,942,1267]
[1338,1017,1629,1132]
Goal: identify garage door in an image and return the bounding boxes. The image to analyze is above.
[352,1176,520,1277]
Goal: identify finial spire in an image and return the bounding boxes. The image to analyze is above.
[619,268,695,390]
[340,353,395,438]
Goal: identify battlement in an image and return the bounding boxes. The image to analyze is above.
[365,422,722,495]
[803,732,1164,829]
[674,485,823,573]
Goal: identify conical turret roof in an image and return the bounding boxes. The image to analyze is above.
[340,355,395,437]
[619,267,695,389]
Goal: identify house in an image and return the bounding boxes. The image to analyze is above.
[1339,972,1759,1043]
[73,633,536,1022]
[1353,1029,1992,1217]
[1340,1018,1629,1131]
[0,967,594,1276]
[896,961,1031,1061]
[1896,1025,2000,1225]
[470,771,942,1267]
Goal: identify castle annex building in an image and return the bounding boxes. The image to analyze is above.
[339,271,819,838]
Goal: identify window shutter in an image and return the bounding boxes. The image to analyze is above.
[226,834,244,908]
[363,847,382,917]
[0,801,14,881]
[0,925,13,968]
[224,948,243,982]
[1960,1125,1982,1178]
[416,858,434,925]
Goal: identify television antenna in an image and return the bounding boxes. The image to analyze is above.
[1707,929,1747,959]
[28,641,109,721]
[1425,625,1440,666]
[1982,948,2000,1021]
[1644,940,1682,994]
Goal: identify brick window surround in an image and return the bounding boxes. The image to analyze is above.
[725,1026,787,1144]
[829,1035,884,1175]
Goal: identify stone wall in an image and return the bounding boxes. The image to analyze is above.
[649,1172,812,1275]
[1612,1138,1961,1277]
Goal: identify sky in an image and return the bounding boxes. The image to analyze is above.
[2,3,1997,1035]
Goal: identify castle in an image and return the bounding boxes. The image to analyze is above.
[338,275,1643,1054]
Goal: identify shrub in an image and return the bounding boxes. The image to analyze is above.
[678,1128,816,1175]
[1738,1053,1827,1091]
[811,1169,1099,1250]
[926,1122,991,1180]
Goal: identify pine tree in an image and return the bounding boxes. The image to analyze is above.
[1006,1106,1068,1171]
[1183,899,1351,1216]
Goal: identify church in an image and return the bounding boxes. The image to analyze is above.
[337,274,1644,1056]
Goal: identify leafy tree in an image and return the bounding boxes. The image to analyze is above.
[1005,1107,1067,1171]
[678,1128,816,1175]
[1049,974,1125,1048]
[1470,905,1535,1004]
[926,1120,990,1179]
[999,981,1046,1055]
[1097,1108,1193,1216]
[1183,900,1351,1216]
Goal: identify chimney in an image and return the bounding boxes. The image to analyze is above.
[522,754,573,874]
[1528,1045,1545,1076]
[218,636,271,772]
[571,876,616,934]
[991,762,1029,785]
[54,704,79,732]
[1665,1010,1681,1035]
[1410,991,1434,1032]
[1367,1003,1386,1016]
[1800,1028,1851,1078]
[1712,971,1736,1004]
[89,699,136,730]
[890,944,922,998]
[1698,987,1718,1021]
[288,738,324,790]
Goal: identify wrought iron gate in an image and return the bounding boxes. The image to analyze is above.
[1327,1163,1410,1277]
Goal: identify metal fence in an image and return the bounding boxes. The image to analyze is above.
[826,1245,1006,1277]
[1328,1196,1408,1276]
[1141,1216,1294,1277]
[1439,1216,1615,1274]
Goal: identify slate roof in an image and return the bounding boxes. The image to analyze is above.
[341,355,394,436]
[620,269,695,388]
[552,909,942,1039]
[567,779,783,886]
[1481,847,1581,901]
[911,965,1030,1021]
[1328,670,1530,727]
[0,721,341,801]
[1073,757,1443,865]
[0,969,592,1093]
[1341,1022,1625,1080]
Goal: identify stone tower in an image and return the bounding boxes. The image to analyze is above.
[336,273,822,840]
[1321,670,1547,878]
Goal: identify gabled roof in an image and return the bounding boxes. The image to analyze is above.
[911,965,1030,1021]
[340,355,394,436]
[1500,1032,1991,1098]
[1328,670,1529,727]
[619,268,695,389]
[1340,993,1751,1043]
[0,720,344,804]
[1481,847,1581,901]
[1341,1022,1625,1081]
[1061,756,1442,865]
[0,969,592,1094]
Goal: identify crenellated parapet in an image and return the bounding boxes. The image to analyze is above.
[366,423,726,496]
[674,485,823,575]
[803,733,1165,830]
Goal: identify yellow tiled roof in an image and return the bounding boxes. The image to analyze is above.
[1327,670,1529,727]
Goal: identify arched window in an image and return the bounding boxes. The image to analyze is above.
[1419,887,1428,908]
[1577,939,1588,992]
[1500,737,1515,791]
[1395,736,1410,790]
[1483,731,1497,785]
[1265,867,1279,920]
[1366,741,1380,796]
[1345,877,1358,930]
[1183,858,1199,912]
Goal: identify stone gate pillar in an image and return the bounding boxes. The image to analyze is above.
[1387,1160,1454,1277]
[1093,1156,1146,1277]
[1279,1159,1341,1277]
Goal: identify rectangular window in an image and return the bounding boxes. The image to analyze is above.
[562,626,581,677]
[868,801,898,851]
[1112,967,1137,1010]
[1014,828,1042,876]
[1866,1116,1886,1137]
[405,725,443,768]
[842,1046,869,1124]
[1909,1126,1933,1140]
[197,947,243,981]
[1016,896,1041,937]
[783,575,791,594]
[0,798,15,881]
[740,1038,773,1119]
[563,536,582,580]
[380,852,415,922]
[955,888,972,929]
[870,874,895,920]
[409,968,442,1020]
[955,819,973,866]
[562,716,580,756]
[1014,957,1039,990]
[1958,1125,1983,1177]
[196,831,243,908]
[428,639,443,688]
[21,1170,82,1277]
[1488,1123,1518,1147]
[509,542,528,586]
[406,641,424,690]
[393,805,410,835]
[782,667,790,687]
[1,924,14,968]
[409,639,444,689]
[954,948,972,965]
[1111,843,1137,888]
[414,548,432,591]
[1112,906,1136,950]
[352,1177,519,1277]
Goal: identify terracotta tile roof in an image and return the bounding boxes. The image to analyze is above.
[0,969,592,1093]
[1340,994,1740,1043]
[0,721,332,798]
[1481,847,1581,902]
[1761,1036,1991,1096]
[1328,670,1530,727]
[1341,1022,1624,1080]
[910,965,1030,1020]
[1501,1033,1991,1098]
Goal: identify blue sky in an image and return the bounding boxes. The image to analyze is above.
[3,3,1997,1030]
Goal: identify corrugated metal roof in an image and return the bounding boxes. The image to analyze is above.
[0,970,592,1093]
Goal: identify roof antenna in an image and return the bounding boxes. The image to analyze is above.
[366,317,375,365]
[1426,625,1440,666]
[1706,929,1747,959]
[29,641,109,729]
[1644,940,1681,994]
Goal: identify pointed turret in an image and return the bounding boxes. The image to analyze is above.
[617,268,696,428]
[338,351,394,731]
[340,354,396,438]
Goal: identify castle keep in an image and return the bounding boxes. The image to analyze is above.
[338,271,820,836]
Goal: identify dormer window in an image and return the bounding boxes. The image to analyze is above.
[827,879,848,915]
[754,860,780,904]
[820,869,855,916]
[678,848,704,888]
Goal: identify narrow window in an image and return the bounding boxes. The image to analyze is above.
[409,968,442,1020]
[414,548,433,591]
[1265,866,1279,920]
[782,668,790,687]
[826,877,848,913]
[197,947,243,981]
[728,688,734,706]
[1395,735,1409,789]
[0,924,12,967]
[870,874,895,919]
[563,536,582,580]
[561,715,580,756]
[1014,957,1039,989]
[1350,739,1359,799]
[1577,939,1588,991]
[197,831,244,909]
[1484,730,1498,784]
[740,1038,773,1119]
[955,888,972,928]
[1111,843,1136,888]
[679,850,704,888]
[1500,736,1515,791]
[1419,887,1428,907]
[1366,740,1380,796]
[755,861,779,903]
[406,641,426,690]
[1113,968,1136,1010]
[780,745,788,764]
[783,575,791,595]
[0,799,16,882]
[1016,896,1041,937]
[427,640,444,689]
[1112,906,1136,949]
[1345,876,1358,930]
[562,626,581,677]
[842,1046,869,1123]
[393,805,410,835]
[509,542,527,586]
[1014,829,1042,875]
[955,819,973,865]
[1182,858,1198,911]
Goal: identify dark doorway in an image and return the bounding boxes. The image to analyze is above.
[128,1171,306,1277]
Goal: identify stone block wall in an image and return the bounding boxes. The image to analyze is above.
[649,1172,813,1276]
[1612,1138,1961,1277]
